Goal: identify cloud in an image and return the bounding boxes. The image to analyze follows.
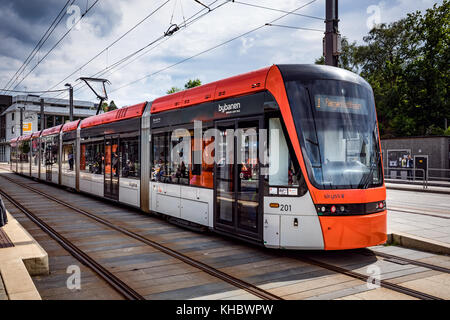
[0,0,444,107]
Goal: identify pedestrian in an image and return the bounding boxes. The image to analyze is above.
[68,152,74,171]
[407,155,414,180]
[0,196,7,227]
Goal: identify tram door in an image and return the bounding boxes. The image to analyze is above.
[214,118,263,241]
[104,136,119,200]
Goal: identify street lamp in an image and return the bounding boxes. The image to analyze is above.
[65,83,73,122]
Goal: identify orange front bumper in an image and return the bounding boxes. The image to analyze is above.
[319,211,387,250]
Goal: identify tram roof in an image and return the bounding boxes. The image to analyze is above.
[62,120,80,133]
[41,124,63,137]
[80,102,147,129]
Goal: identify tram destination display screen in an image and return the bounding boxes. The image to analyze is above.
[314,95,368,115]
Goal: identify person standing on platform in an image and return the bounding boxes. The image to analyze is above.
[407,155,414,180]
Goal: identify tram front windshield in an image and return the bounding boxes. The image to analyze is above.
[286,79,383,190]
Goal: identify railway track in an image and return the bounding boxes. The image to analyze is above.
[293,253,444,300]
[0,188,144,300]
[0,173,282,301]
[1,170,448,300]
[365,249,450,274]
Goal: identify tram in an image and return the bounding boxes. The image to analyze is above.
[10,64,387,250]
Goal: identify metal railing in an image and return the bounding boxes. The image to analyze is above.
[385,167,450,190]
[428,168,450,183]
[384,168,428,189]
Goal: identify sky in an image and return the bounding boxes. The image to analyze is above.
[0,0,443,107]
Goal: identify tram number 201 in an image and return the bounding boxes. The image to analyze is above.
[280,204,292,212]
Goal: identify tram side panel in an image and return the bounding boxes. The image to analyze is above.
[31,135,40,179]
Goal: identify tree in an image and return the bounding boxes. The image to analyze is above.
[102,100,119,112]
[185,79,201,89]
[167,86,182,94]
[315,37,360,72]
[109,100,118,111]
[101,102,109,113]
[166,79,202,94]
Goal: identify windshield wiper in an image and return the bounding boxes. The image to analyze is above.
[358,151,380,189]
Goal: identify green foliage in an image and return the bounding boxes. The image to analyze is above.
[444,127,450,136]
[109,100,118,111]
[315,37,359,72]
[316,1,449,138]
[102,101,119,112]
[184,79,202,89]
[167,87,182,94]
[167,79,202,94]
[101,102,109,113]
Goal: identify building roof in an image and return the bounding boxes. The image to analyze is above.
[0,95,98,117]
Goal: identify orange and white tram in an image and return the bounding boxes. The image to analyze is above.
[10,64,387,250]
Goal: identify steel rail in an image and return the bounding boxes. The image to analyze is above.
[0,188,145,300]
[294,254,443,300]
[364,249,450,274]
[0,173,282,300]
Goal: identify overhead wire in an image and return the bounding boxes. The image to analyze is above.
[46,0,172,92]
[53,0,228,99]
[10,0,102,91]
[1,0,74,93]
[233,1,324,21]
[110,0,320,93]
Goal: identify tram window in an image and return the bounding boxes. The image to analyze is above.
[151,133,169,183]
[170,130,191,185]
[151,128,214,188]
[50,136,58,164]
[120,137,140,179]
[80,142,104,174]
[190,128,214,188]
[62,144,75,172]
[267,118,304,188]
[31,139,39,166]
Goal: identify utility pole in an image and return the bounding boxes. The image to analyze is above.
[324,0,340,67]
[65,83,74,121]
[40,98,45,131]
[20,106,23,136]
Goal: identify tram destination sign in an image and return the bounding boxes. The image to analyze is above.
[314,95,368,115]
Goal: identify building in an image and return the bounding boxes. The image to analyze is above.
[0,94,98,162]
[381,136,450,181]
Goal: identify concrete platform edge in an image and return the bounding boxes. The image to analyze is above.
[0,211,49,300]
[387,232,450,256]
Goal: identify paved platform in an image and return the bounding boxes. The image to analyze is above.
[387,188,450,255]
[0,211,49,300]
